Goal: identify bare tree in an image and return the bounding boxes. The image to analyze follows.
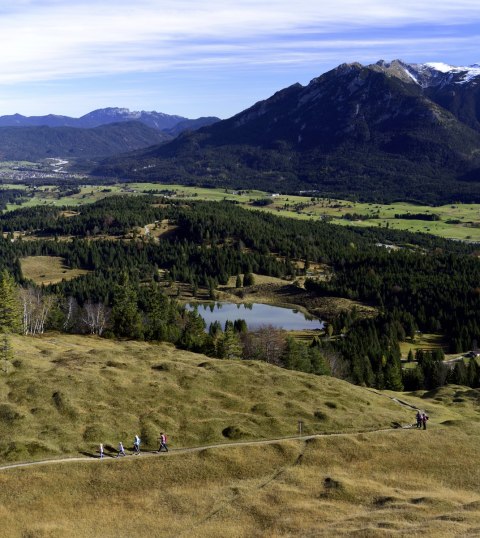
[19,287,56,336]
[322,348,350,379]
[81,302,110,336]
[242,325,286,365]
[62,296,78,332]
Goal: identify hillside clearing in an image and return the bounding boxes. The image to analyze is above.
[20,256,91,285]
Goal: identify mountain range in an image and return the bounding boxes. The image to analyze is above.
[0,109,220,161]
[0,107,220,134]
[94,60,480,203]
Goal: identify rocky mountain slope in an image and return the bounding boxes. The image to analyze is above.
[94,60,480,202]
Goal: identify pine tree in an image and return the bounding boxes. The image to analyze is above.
[0,270,21,333]
[218,325,242,359]
[0,332,13,372]
[111,273,143,339]
[243,272,255,286]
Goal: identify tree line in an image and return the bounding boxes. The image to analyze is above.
[0,196,478,389]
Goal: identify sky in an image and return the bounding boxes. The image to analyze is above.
[0,0,479,119]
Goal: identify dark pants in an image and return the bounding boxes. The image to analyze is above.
[158,443,168,452]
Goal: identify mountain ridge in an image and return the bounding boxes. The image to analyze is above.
[0,121,171,161]
[93,59,480,202]
[0,107,220,134]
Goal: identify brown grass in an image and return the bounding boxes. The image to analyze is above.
[2,335,480,536]
[2,333,413,465]
[20,256,90,285]
[1,421,480,537]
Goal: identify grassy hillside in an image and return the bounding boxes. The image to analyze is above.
[2,431,478,537]
[1,334,412,463]
[1,335,480,535]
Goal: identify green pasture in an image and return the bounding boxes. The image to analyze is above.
[2,180,480,241]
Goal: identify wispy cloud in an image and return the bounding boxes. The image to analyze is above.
[1,0,480,84]
[1,1,480,117]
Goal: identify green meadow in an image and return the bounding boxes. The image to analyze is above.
[3,180,479,242]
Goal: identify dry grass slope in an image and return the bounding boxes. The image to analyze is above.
[1,335,480,536]
[2,334,412,462]
[20,256,90,285]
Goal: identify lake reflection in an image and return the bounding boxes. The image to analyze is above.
[186,302,323,331]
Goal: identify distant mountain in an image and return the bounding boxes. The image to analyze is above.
[93,60,480,203]
[0,121,170,161]
[0,108,220,134]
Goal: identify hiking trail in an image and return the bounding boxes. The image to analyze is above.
[0,391,422,473]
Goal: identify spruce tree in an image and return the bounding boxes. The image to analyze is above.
[218,325,242,359]
[0,332,14,373]
[111,273,143,339]
[0,270,20,333]
[243,272,255,286]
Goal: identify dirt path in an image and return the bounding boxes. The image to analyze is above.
[367,388,420,411]
[0,426,412,473]
[0,392,422,473]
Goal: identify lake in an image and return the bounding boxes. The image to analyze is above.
[186,302,323,331]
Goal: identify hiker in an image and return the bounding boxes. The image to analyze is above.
[415,411,422,429]
[117,441,126,457]
[158,432,168,452]
[133,434,141,455]
[422,413,429,430]
[99,443,104,459]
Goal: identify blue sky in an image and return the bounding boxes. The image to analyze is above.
[0,0,479,119]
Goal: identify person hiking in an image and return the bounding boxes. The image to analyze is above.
[133,434,141,455]
[422,413,429,430]
[158,432,168,452]
[99,443,104,459]
[415,411,422,429]
[117,441,126,457]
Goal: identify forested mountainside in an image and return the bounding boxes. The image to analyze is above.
[0,121,169,160]
[93,60,480,203]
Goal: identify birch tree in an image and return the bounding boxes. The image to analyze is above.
[19,287,56,336]
[81,302,110,336]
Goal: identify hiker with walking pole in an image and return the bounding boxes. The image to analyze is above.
[158,432,168,452]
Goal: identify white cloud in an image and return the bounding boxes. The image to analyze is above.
[0,0,480,85]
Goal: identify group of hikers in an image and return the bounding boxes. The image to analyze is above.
[95,413,429,459]
[98,433,168,458]
[415,411,429,430]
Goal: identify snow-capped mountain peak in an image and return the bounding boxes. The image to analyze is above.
[415,62,480,86]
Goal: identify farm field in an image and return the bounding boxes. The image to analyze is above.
[2,180,479,242]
